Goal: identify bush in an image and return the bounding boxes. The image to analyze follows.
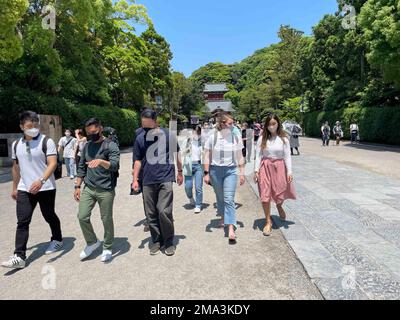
[0,87,140,146]
[304,106,400,145]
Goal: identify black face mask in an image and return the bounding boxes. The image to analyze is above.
[87,132,101,142]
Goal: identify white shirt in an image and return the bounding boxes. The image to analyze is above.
[255,136,292,175]
[76,139,87,157]
[12,134,57,192]
[58,136,77,158]
[205,129,244,167]
[191,137,202,162]
[350,124,359,131]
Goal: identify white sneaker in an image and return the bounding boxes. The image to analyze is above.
[45,240,63,255]
[101,250,112,262]
[79,240,101,261]
[2,255,26,269]
[194,207,201,214]
[189,198,196,207]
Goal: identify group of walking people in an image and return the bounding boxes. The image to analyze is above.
[2,109,297,269]
[321,121,360,146]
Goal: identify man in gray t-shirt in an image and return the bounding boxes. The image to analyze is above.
[74,118,120,263]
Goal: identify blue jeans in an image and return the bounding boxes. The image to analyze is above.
[210,165,238,227]
[64,157,76,177]
[184,163,203,209]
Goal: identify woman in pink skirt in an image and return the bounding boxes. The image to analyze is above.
[254,114,296,236]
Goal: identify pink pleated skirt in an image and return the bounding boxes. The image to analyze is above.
[257,158,297,204]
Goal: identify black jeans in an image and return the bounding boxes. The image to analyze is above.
[351,130,358,143]
[15,190,62,260]
[143,182,174,248]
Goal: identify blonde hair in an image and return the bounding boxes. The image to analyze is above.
[216,112,233,131]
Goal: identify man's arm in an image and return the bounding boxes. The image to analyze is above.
[133,160,142,182]
[11,161,20,200]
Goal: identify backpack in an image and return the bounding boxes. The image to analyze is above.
[83,138,120,187]
[103,127,119,147]
[14,136,62,180]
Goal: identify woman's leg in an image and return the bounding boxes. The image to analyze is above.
[262,202,272,235]
[184,175,194,201]
[223,167,238,239]
[210,167,224,225]
[193,164,203,209]
[276,202,286,221]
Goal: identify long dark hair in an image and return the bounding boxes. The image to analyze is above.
[261,113,287,150]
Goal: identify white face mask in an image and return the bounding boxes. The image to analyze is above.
[268,125,278,133]
[25,128,40,138]
[65,132,71,137]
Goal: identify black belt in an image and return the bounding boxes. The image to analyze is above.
[192,160,201,164]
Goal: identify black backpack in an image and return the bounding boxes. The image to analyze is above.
[103,127,119,147]
[14,136,62,180]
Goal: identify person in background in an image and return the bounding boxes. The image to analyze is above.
[203,112,246,245]
[289,125,301,155]
[253,122,262,159]
[254,113,296,237]
[74,129,87,173]
[58,129,77,179]
[241,123,249,161]
[182,125,204,214]
[2,111,63,269]
[333,121,343,146]
[350,122,359,144]
[321,121,331,147]
[74,118,120,263]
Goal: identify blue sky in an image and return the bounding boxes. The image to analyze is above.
[136,0,339,76]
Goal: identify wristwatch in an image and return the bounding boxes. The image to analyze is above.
[40,178,46,185]
[74,185,81,189]
[204,171,209,175]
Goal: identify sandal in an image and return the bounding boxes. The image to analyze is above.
[263,223,272,236]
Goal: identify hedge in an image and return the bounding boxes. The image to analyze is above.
[0,87,140,146]
[303,106,400,145]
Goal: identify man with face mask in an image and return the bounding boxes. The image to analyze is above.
[58,128,77,179]
[2,111,63,269]
[74,118,120,263]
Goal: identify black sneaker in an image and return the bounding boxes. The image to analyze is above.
[165,245,176,256]
[150,243,161,255]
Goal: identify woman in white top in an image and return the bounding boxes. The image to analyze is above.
[204,112,245,244]
[182,125,204,214]
[254,114,296,236]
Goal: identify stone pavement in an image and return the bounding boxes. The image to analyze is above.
[0,150,322,300]
[247,138,400,300]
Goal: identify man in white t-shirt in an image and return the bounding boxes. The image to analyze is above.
[350,123,359,144]
[2,111,64,269]
[58,129,77,179]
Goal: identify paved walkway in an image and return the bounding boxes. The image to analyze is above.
[2,137,400,300]
[247,137,400,299]
[0,151,321,300]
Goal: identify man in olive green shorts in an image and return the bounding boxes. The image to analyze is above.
[74,118,120,263]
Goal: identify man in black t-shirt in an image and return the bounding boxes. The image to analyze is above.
[132,110,183,256]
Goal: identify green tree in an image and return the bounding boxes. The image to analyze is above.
[0,0,28,62]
